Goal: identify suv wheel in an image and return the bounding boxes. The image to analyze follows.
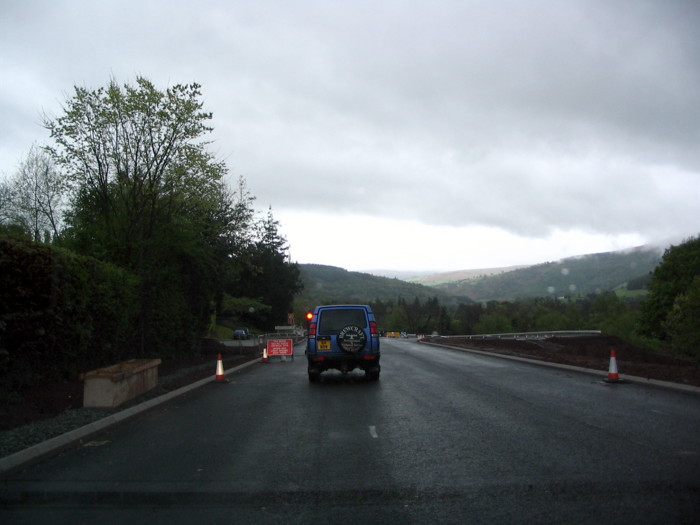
[308,368,321,383]
[366,369,380,381]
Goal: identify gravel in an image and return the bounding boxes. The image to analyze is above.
[0,408,113,458]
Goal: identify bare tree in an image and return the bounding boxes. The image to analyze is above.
[0,177,16,225]
[4,145,66,241]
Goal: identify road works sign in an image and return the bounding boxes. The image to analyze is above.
[267,338,293,356]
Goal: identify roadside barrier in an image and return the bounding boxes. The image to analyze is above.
[82,359,161,408]
[436,330,602,341]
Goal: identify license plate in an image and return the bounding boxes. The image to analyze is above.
[317,340,331,350]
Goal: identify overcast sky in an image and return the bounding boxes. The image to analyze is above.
[2,0,698,273]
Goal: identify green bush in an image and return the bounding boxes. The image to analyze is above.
[474,312,513,335]
[0,236,139,392]
[664,276,700,359]
[639,237,700,341]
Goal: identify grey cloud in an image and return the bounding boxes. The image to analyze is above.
[1,0,698,246]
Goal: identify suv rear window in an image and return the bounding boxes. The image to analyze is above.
[318,309,367,334]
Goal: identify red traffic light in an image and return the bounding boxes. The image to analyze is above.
[306,312,313,320]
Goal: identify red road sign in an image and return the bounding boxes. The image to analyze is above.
[267,339,293,356]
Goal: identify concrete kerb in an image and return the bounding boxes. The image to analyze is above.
[419,340,700,396]
[0,359,260,478]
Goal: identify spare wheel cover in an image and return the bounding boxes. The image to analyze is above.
[338,325,367,353]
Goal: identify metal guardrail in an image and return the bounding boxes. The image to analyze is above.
[426,330,602,340]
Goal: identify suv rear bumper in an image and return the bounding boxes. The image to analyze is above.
[307,353,380,374]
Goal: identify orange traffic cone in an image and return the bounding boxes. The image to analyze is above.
[214,353,227,382]
[604,349,620,383]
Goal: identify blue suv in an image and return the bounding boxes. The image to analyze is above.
[306,304,380,382]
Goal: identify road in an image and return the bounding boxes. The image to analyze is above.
[2,338,700,524]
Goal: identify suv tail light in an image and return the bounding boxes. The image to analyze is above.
[369,321,378,337]
[308,322,317,337]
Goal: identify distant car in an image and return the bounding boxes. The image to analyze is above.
[232,328,250,340]
[305,304,380,382]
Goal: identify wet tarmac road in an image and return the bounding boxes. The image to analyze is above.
[2,338,700,524]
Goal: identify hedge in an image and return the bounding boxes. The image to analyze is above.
[0,236,139,392]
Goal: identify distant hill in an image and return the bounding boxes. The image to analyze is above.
[405,265,528,285]
[363,269,437,280]
[295,264,466,310]
[429,246,663,301]
[295,245,667,308]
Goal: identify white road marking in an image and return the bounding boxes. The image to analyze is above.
[369,425,378,438]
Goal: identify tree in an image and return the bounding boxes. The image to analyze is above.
[638,237,700,341]
[437,305,452,334]
[0,178,24,235]
[46,77,226,269]
[384,299,409,332]
[474,312,513,334]
[0,145,65,241]
[664,276,700,358]
[453,303,484,334]
[44,77,233,355]
[401,297,423,334]
[228,207,302,329]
